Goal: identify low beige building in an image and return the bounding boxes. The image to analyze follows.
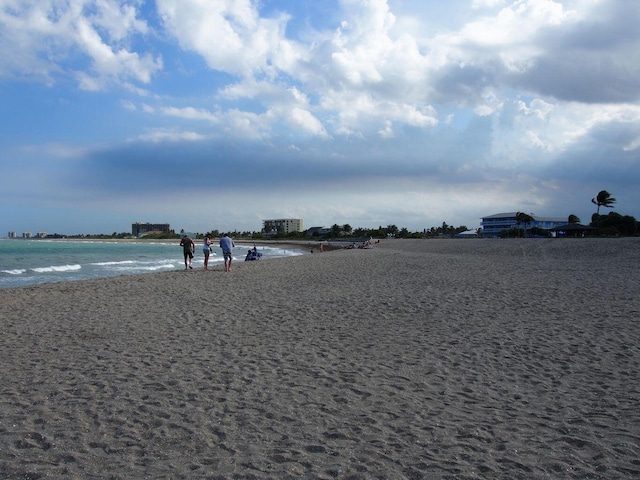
[263,218,303,234]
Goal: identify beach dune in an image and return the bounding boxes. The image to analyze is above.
[1,238,639,479]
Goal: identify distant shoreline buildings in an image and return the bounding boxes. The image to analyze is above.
[132,222,171,237]
[6,231,48,238]
[4,212,580,240]
[480,212,567,237]
[262,218,303,235]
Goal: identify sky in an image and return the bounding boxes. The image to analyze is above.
[1,0,639,236]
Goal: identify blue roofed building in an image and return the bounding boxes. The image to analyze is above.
[481,212,568,237]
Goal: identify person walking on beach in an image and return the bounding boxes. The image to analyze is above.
[219,233,235,272]
[203,234,213,270]
[180,234,195,270]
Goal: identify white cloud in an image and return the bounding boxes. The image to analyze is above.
[0,0,162,88]
[623,138,640,152]
[221,109,274,139]
[154,0,443,138]
[156,0,303,78]
[136,129,206,143]
[491,98,640,167]
[472,0,506,9]
[89,0,149,41]
[428,0,580,81]
[160,106,219,123]
[288,108,328,137]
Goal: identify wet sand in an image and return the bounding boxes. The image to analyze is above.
[1,238,639,479]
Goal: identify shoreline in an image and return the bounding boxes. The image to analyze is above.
[1,238,639,478]
[0,238,314,290]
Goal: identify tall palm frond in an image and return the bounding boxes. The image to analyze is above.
[591,190,616,215]
[515,212,534,237]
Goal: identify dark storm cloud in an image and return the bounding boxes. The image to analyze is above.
[71,122,495,195]
[544,124,640,187]
[515,0,640,103]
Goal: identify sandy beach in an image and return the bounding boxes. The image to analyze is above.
[1,238,639,479]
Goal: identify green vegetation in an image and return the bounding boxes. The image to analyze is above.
[591,190,616,215]
[255,223,470,240]
[590,211,638,236]
[40,189,639,239]
[589,190,638,236]
[498,190,637,238]
[515,212,535,238]
[499,227,552,238]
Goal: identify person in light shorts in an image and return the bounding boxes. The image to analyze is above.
[219,233,235,272]
[202,234,213,270]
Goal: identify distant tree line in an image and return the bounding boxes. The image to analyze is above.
[589,190,638,236]
[48,190,638,239]
[232,222,472,241]
[498,190,638,238]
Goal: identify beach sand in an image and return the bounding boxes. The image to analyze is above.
[1,238,639,479]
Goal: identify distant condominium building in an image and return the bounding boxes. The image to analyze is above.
[263,218,303,234]
[22,232,32,238]
[132,222,171,237]
[481,212,567,237]
[8,231,16,238]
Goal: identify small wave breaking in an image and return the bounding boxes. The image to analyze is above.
[31,264,82,273]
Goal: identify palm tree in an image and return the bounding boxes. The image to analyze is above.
[515,212,534,238]
[386,224,398,238]
[591,190,616,215]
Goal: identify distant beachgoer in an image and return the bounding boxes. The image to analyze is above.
[203,235,213,270]
[245,249,253,261]
[180,234,195,270]
[219,233,235,272]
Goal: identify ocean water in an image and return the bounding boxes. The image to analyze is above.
[0,239,306,289]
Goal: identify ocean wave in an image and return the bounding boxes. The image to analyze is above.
[31,264,82,273]
[137,264,177,272]
[97,261,178,272]
[257,246,305,256]
[113,263,177,272]
[91,260,137,266]
[1,269,27,275]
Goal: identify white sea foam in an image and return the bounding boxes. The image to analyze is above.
[92,260,137,266]
[257,246,305,256]
[105,262,177,272]
[136,263,177,272]
[1,269,26,275]
[32,264,82,273]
